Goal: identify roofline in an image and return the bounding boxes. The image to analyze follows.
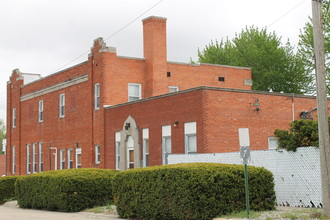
[21,61,88,87]
[105,86,317,110]
[200,63,251,70]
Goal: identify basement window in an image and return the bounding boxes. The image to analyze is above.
[218,77,225,82]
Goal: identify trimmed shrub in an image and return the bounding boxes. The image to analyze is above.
[112,163,275,220]
[15,168,118,212]
[0,176,20,204]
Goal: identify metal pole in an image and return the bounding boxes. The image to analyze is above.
[244,164,250,219]
[312,0,330,216]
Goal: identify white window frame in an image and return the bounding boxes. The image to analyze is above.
[128,83,142,102]
[94,83,100,110]
[162,125,172,165]
[39,142,43,172]
[12,108,16,128]
[12,146,16,175]
[38,100,44,122]
[76,148,82,168]
[142,128,149,167]
[59,93,65,118]
[168,86,179,93]
[184,122,197,154]
[115,132,121,170]
[26,144,31,174]
[60,149,65,170]
[32,143,37,173]
[67,149,73,169]
[95,145,101,164]
[268,137,279,150]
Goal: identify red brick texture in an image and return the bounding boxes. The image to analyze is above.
[5,16,257,175]
[0,154,5,176]
[104,87,327,170]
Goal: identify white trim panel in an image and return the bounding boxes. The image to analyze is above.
[21,74,88,102]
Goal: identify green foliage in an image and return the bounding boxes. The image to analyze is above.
[112,163,275,220]
[15,168,118,212]
[0,176,20,204]
[197,27,311,94]
[0,119,5,154]
[274,119,322,151]
[298,1,330,94]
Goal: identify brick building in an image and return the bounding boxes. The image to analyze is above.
[104,87,326,170]
[6,16,328,175]
[6,16,252,175]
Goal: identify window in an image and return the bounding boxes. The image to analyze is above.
[67,149,73,169]
[76,148,82,168]
[268,137,279,150]
[115,132,121,170]
[168,86,179,93]
[39,143,43,172]
[162,125,171,165]
[218,77,225,82]
[142,129,149,167]
[60,150,65,169]
[59,93,65,118]
[12,146,16,174]
[128,83,141,101]
[184,122,197,154]
[12,108,16,128]
[95,145,101,164]
[26,144,31,174]
[38,100,44,122]
[94,83,100,110]
[32,143,37,173]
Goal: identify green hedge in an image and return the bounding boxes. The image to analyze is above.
[0,176,20,204]
[112,163,275,220]
[15,168,118,212]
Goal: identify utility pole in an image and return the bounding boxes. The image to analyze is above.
[312,0,330,216]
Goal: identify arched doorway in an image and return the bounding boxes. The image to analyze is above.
[118,116,141,170]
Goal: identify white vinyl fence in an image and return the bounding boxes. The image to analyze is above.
[168,147,321,207]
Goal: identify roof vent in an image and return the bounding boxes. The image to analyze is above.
[218,77,225,82]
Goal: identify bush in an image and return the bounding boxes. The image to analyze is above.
[274,119,320,151]
[0,176,20,204]
[15,168,118,212]
[112,163,275,220]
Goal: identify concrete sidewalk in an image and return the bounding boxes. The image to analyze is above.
[0,201,121,220]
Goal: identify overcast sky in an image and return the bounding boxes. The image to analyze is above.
[0,0,312,123]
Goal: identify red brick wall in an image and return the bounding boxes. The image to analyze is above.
[202,89,320,153]
[104,87,325,169]
[104,89,205,169]
[6,16,254,175]
[7,62,97,175]
[167,63,252,91]
[0,154,5,176]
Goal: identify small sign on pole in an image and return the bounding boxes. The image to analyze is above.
[238,128,251,219]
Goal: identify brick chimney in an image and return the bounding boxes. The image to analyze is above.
[143,16,167,97]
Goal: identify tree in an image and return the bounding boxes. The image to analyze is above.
[0,119,5,154]
[274,118,330,152]
[197,27,311,94]
[297,1,330,94]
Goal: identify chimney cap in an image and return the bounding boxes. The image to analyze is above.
[142,16,167,22]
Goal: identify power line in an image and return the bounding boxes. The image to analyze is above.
[54,0,164,73]
[267,0,307,28]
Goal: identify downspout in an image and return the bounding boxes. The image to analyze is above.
[18,86,22,175]
[91,55,95,167]
[291,93,295,121]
